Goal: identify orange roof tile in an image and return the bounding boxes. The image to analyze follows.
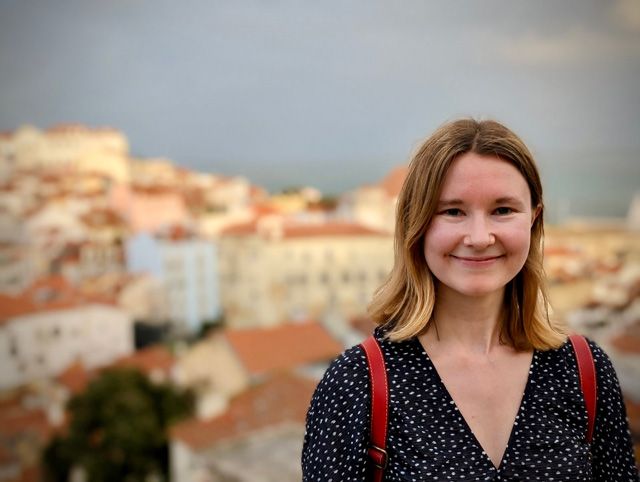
[170,372,316,450]
[225,322,342,376]
[111,345,175,376]
[610,319,640,354]
[130,185,178,196]
[0,276,113,323]
[220,218,260,236]
[545,246,580,256]
[0,398,52,440]
[282,222,386,238]
[379,165,408,198]
[252,203,281,216]
[57,360,91,395]
[45,123,118,134]
[79,208,126,229]
[221,219,386,238]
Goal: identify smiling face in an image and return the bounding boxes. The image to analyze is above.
[423,152,539,300]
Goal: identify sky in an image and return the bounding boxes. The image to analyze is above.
[1,0,639,217]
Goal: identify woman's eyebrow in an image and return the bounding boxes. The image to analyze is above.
[437,197,526,208]
[494,196,526,207]
[436,199,464,208]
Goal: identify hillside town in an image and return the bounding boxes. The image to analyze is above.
[0,124,638,481]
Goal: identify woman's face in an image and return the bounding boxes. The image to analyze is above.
[423,152,538,300]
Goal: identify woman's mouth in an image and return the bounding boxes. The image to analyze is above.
[450,255,504,266]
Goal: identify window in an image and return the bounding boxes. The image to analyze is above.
[9,339,18,357]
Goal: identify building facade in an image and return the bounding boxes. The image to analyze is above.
[219,217,393,328]
[126,231,220,333]
[0,299,133,390]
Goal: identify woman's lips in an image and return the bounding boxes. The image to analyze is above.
[450,255,504,266]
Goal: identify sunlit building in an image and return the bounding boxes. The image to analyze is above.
[343,164,407,234]
[219,216,393,328]
[0,276,133,390]
[0,124,130,182]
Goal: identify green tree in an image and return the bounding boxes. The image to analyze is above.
[43,368,194,482]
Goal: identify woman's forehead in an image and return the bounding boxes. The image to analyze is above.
[438,152,531,202]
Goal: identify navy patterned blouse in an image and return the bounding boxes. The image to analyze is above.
[302,328,638,481]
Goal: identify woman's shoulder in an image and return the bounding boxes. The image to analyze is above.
[316,326,421,391]
[314,337,369,392]
[541,335,621,387]
[548,335,614,366]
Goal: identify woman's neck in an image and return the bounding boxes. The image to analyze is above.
[425,286,506,355]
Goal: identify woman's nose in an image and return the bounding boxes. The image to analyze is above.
[463,217,496,248]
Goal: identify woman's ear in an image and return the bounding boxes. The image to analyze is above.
[531,204,542,226]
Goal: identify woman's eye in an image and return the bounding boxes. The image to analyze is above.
[442,208,463,216]
[494,206,513,215]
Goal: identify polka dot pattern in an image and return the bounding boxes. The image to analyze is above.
[302,328,638,481]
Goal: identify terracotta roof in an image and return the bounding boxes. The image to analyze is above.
[170,372,316,450]
[249,185,268,200]
[111,345,175,376]
[130,185,178,196]
[10,466,41,482]
[80,208,126,228]
[45,123,119,134]
[610,319,640,354]
[224,322,342,376]
[282,222,386,238]
[379,165,408,198]
[0,276,114,323]
[544,246,580,256]
[57,360,91,395]
[349,315,377,338]
[219,218,261,236]
[0,398,47,482]
[157,224,193,241]
[221,219,386,238]
[0,395,51,440]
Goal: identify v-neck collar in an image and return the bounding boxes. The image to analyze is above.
[410,337,538,472]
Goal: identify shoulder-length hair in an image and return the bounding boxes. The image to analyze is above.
[368,118,567,351]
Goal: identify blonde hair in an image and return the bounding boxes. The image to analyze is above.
[368,118,567,351]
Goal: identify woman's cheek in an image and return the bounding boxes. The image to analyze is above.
[500,221,532,257]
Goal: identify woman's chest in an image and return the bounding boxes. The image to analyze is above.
[382,351,592,481]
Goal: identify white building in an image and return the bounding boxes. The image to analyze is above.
[345,165,407,234]
[0,124,130,182]
[126,229,220,334]
[0,277,133,390]
[219,216,393,328]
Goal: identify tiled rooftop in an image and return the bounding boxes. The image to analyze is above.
[225,322,342,376]
[170,372,316,450]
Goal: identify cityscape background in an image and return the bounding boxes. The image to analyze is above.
[0,1,639,481]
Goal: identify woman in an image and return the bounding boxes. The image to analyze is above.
[302,119,638,481]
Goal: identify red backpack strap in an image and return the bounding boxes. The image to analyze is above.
[568,334,597,444]
[359,335,389,482]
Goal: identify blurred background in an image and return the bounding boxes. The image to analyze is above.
[0,1,639,480]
